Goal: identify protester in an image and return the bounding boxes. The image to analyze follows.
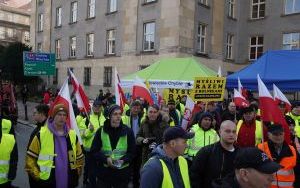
[257,124,297,187]
[168,100,181,126]
[212,147,281,188]
[0,114,14,136]
[140,126,194,188]
[236,106,266,147]
[21,84,28,105]
[136,104,169,165]
[186,112,219,161]
[160,104,175,126]
[90,104,136,187]
[221,102,240,123]
[25,103,84,188]
[206,102,222,130]
[0,121,18,188]
[286,102,300,138]
[42,88,52,105]
[190,120,239,188]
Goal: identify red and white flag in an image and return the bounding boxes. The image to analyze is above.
[258,75,290,143]
[69,69,91,113]
[273,84,291,112]
[132,76,154,105]
[49,79,82,144]
[217,66,222,77]
[114,67,127,112]
[238,77,248,99]
[181,96,195,130]
[233,89,249,107]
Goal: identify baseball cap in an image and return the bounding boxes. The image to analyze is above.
[163,127,194,143]
[267,124,284,134]
[93,100,102,107]
[234,148,281,174]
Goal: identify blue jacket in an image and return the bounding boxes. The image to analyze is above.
[140,145,186,188]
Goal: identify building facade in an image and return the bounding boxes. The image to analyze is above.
[0,3,30,46]
[32,0,300,97]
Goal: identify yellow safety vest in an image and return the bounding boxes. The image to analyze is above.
[1,119,12,135]
[37,125,77,180]
[101,129,128,169]
[0,134,15,184]
[80,113,106,151]
[286,112,300,138]
[160,156,190,188]
[187,124,219,157]
[237,120,262,146]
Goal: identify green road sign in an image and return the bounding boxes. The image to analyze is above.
[23,52,56,76]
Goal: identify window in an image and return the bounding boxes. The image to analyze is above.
[139,65,149,70]
[226,34,234,59]
[87,33,94,56]
[199,0,208,5]
[143,22,155,51]
[197,23,206,53]
[249,36,264,60]
[108,0,117,13]
[53,68,58,84]
[56,7,62,26]
[283,33,300,50]
[88,0,96,18]
[70,36,76,57]
[228,0,235,18]
[38,13,43,31]
[106,30,116,54]
[70,2,78,23]
[104,66,112,87]
[37,43,42,52]
[144,0,156,3]
[24,31,30,42]
[84,67,91,86]
[55,39,61,59]
[285,0,300,14]
[5,28,12,38]
[0,27,5,39]
[251,0,265,19]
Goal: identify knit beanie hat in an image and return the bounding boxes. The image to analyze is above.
[199,112,213,122]
[106,104,121,119]
[51,103,68,118]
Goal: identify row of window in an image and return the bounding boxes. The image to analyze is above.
[225,33,300,61]
[0,26,30,42]
[40,22,155,59]
[226,0,300,19]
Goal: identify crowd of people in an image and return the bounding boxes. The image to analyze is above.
[1,89,300,188]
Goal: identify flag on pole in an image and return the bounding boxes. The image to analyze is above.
[132,76,154,105]
[217,66,222,77]
[49,78,82,144]
[233,88,249,107]
[68,69,91,113]
[238,77,248,99]
[145,80,158,105]
[273,84,291,112]
[181,96,195,130]
[258,75,290,144]
[114,67,127,112]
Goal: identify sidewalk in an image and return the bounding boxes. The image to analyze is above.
[17,100,39,127]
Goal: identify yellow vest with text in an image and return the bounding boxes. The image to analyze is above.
[1,119,12,135]
[237,120,262,146]
[101,129,128,169]
[286,112,300,138]
[37,125,77,180]
[160,156,190,188]
[0,134,15,184]
[187,124,219,157]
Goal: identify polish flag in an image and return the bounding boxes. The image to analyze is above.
[273,84,291,112]
[69,69,91,113]
[132,76,154,105]
[181,96,195,130]
[114,67,127,112]
[258,75,290,144]
[238,77,248,99]
[233,89,249,107]
[49,79,82,144]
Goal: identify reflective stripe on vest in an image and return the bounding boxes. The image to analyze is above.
[0,134,15,184]
[38,125,77,180]
[258,142,296,187]
[187,124,219,157]
[160,156,190,188]
[287,112,300,138]
[271,181,294,187]
[237,120,262,145]
[100,129,128,169]
[1,119,12,134]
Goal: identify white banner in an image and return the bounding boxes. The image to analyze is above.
[121,79,194,89]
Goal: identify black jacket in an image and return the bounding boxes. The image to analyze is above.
[190,142,239,188]
[90,119,136,182]
[27,119,47,150]
[212,173,240,188]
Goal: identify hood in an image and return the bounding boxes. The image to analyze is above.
[149,145,174,164]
